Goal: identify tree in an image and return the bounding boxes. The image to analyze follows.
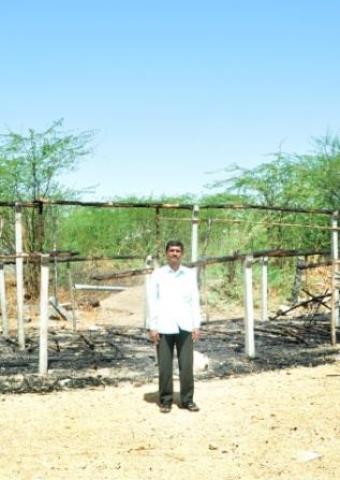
[207,134,340,251]
[0,119,94,295]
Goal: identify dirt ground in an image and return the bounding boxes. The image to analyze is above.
[0,362,339,480]
[1,285,340,479]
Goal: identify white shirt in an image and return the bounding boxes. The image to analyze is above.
[147,264,201,334]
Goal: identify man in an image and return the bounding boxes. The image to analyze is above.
[147,240,201,413]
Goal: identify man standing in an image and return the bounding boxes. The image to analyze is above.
[147,240,201,413]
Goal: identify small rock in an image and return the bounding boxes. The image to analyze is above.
[295,450,322,462]
[58,378,72,388]
[194,351,209,372]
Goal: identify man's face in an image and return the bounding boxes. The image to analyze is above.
[166,245,183,269]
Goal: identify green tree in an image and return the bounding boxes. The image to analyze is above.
[0,119,93,295]
[207,135,340,251]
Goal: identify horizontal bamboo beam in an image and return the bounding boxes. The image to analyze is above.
[0,200,194,210]
[186,249,329,268]
[0,199,334,215]
[0,253,144,264]
[91,267,153,281]
[0,248,329,267]
[73,284,126,291]
[298,260,332,270]
[199,203,333,215]
[91,249,329,281]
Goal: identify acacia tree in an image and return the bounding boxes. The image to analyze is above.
[0,119,94,295]
[207,135,340,251]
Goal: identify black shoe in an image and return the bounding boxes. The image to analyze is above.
[160,403,172,413]
[181,402,200,412]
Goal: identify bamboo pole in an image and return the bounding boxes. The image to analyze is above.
[0,263,8,336]
[260,257,268,322]
[331,212,339,345]
[15,204,25,350]
[73,284,126,291]
[67,262,77,332]
[191,205,199,263]
[144,255,153,328]
[202,264,210,322]
[191,204,199,283]
[92,266,154,281]
[244,255,255,358]
[0,248,328,264]
[332,212,339,327]
[155,207,161,261]
[0,199,333,215]
[91,249,328,282]
[331,262,337,346]
[53,243,59,305]
[39,254,49,376]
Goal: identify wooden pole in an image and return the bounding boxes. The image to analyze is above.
[331,212,339,345]
[202,264,210,322]
[67,262,77,331]
[155,207,161,261]
[260,257,268,322]
[191,205,199,263]
[53,243,59,305]
[15,204,25,350]
[332,212,339,326]
[39,254,49,376]
[244,255,255,358]
[144,255,153,328]
[0,263,8,337]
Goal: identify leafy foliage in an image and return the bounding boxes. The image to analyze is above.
[0,119,93,295]
[0,124,338,304]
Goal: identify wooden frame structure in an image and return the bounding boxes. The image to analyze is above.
[0,199,338,375]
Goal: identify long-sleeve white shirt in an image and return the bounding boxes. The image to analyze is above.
[147,264,201,334]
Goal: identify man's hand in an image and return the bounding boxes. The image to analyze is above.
[192,329,201,342]
[149,330,160,345]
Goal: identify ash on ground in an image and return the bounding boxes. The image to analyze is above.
[0,314,339,394]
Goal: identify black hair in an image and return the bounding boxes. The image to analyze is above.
[165,240,184,252]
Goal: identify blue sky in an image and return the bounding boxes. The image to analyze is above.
[1,1,339,199]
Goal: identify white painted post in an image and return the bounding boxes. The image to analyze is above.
[39,254,49,376]
[191,205,199,263]
[0,263,8,337]
[260,257,268,322]
[53,243,59,305]
[15,204,25,350]
[67,262,77,332]
[331,212,339,329]
[244,255,255,358]
[144,255,153,328]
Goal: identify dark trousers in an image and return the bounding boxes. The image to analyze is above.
[157,329,194,406]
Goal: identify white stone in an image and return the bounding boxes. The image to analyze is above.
[295,450,322,462]
[194,350,209,372]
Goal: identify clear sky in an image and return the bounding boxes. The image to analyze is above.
[1,1,339,199]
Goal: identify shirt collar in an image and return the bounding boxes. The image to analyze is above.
[166,264,185,275]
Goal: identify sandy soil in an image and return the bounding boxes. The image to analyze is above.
[0,362,339,480]
[1,285,340,479]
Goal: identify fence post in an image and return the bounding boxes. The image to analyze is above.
[191,205,199,263]
[244,255,255,358]
[331,212,339,325]
[67,262,77,332]
[144,255,153,328]
[260,257,268,322]
[0,263,8,336]
[155,207,161,262]
[331,211,339,345]
[53,243,59,305]
[15,204,25,350]
[39,254,50,376]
